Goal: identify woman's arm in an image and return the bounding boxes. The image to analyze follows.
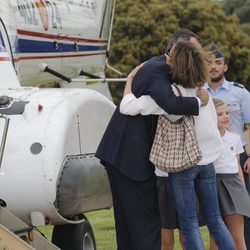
[120,63,164,115]
[123,63,144,96]
[120,69,166,115]
[120,94,166,116]
[120,64,182,121]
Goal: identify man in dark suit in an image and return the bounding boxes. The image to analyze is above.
[96,29,208,250]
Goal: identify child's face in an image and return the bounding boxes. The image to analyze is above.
[216,104,230,130]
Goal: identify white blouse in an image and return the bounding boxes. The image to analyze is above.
[214,130,243,174]
[120,85,223,176]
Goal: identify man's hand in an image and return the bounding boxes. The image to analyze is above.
[197,87,209,106]
[243,157,250,174]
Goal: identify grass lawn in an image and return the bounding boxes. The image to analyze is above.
[39,208,210,249]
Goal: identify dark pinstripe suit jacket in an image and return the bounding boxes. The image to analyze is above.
[96,55,199,181]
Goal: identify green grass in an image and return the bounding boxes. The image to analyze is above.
[39,208,210,249]
[87,209,117,250]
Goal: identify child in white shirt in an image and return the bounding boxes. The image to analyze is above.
[210,99,250,250]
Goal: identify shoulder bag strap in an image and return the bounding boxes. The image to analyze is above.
[172,84,182,96]
[172,84,195,123]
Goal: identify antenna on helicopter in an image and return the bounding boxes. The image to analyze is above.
[40,63,72,83]
[79,70,100,79]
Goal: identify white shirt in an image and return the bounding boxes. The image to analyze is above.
[120,85,223,176]
[214,130,244,174]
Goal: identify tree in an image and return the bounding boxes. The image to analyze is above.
[108,0,250,103]
[223,0,250,36]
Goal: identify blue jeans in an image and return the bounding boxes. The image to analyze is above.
[240,151,250,249]
[169,164,236,250]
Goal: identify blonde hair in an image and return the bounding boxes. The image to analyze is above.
[213,98,225,107]
[170,40,208,88]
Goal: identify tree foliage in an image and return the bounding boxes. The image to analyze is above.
[223,0,250,35]
[108,0,250,103]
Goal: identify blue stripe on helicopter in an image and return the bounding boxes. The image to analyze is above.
[16,39,107,53]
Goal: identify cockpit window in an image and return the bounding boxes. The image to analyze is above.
[0,32,6,52]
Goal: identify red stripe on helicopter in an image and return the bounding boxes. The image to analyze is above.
[17,29,108,44]
[0,57,10,61]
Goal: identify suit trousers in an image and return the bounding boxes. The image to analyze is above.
[105,164,161,250]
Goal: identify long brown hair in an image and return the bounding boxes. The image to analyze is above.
[170,40,208,88]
